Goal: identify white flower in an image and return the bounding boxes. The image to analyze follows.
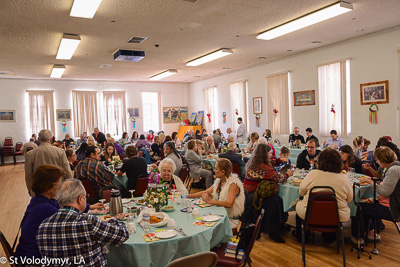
[154,198,159,203]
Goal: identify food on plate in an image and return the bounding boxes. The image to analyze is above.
[136,199,145,205]
[163,206,174,211]
[115,213,131,220]
[293,178,303,186]
[150,215,162,224]
[89,206,109,214]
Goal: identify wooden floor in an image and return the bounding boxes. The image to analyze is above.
[1,163,399,267]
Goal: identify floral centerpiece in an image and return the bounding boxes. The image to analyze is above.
[143,166,168,211]
[111,158,122,169]
[294,139,301,149]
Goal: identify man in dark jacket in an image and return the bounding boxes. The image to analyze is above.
[92,127,107,148]
[305,127,319,147]
[289,127,306,144]
[219,142,245,166]
[296,139,320,170]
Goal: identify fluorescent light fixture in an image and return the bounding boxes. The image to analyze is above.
[149,69,178,81]
[56,34,81,60]
[50,65,66,78]
[70,0,103,19]
[257,1,353,40]
[186,48,233,66]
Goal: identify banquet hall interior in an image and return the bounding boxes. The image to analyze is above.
[1,0,400,266]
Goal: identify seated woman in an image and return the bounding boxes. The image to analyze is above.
[188,158,245,229]
[147,130,155,143]
[131,131,139,143]
[244,143,292,193]
[159,158,186,193]
[353,136,365,159]
[101,142,116,166]
[118,146,148,193]
[295,148,353,242]
[164,141,182,176]
[119,132,130,147]
[65,149,77,173]
[62,134,74,148]
[15,165,103,260]
[339,145,365,174]
[243,132,259,153]
[263,129,272,143]
[87,135,96,147]
[184,140,214,188]
[135,134,152,164]
[151,136,163,161]
[171,131,181,148]
[352,147,400,242]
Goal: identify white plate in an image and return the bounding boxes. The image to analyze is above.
[121,198,131,204]
[201,215,221,222]
[155,230,178,239]
[193,199,206,205]
[139,212,170,228]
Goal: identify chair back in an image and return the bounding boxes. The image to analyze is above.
[15,142,23,152]
[304,186,340,231]
[243,209,264,262]
[179,165,189,183]
[138,150,144,158]
[101,190,112,203]
[134,176,149,197]
[165,251,218,267]
[0,230,18,267]
[81,179,99,204]
[4,137,13,147]
[232,163,241,177]
[181,155,188,165]
[214,142,219,149]
[26,147,34,152]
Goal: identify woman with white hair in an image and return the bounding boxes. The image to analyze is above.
[159,158,186,192]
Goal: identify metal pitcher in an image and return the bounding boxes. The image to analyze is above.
[109,189,123,216]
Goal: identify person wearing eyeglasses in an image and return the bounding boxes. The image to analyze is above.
[296,139,320,170]
[289,127,306,144]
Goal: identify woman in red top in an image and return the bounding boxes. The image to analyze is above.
[244,143,293,193]
[147,130,155,143]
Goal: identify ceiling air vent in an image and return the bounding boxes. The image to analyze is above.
[113,49,145,62]
[99,64,113,69]
[127,36,147,44]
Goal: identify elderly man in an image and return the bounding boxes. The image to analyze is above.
[25,129,72,196]
[77,132,87,146]
[202,136,216,154]
[36,179,129,267]
[212,130,222,144]
[21,138,38,157]
[227,128,236,142]
[323,130,344,149]
[219,142,245,167]
[92,127,107,148]
[289,127,306,144]
[305,127,319,147]
[236,117,247,144]
[296,139,320,170]
[74,146,118,198]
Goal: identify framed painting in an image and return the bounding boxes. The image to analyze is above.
[196,111,204,125]
[189,112,197,124]
[360,80,389,105]
[293,90,315,106]
[253,97,262,114]
[0,110,16,122]
[128,107,140,118]
[56,109,71,121]
[163,106,188,123]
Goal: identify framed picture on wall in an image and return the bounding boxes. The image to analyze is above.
[196,111,203,125]
[293,90,315,106]
[360,80,389,105]
[189,112,197,124]
[0,110,16,122]
[163,106,188,123]
[253,97,262,114]
[56,109,71,121]
[128,107,140,118]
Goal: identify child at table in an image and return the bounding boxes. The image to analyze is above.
[275,146,292,173]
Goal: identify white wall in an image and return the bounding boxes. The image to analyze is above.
[190,27,400,146]
[0,79,190,143]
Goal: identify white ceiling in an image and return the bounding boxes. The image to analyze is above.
[1,0,400,83]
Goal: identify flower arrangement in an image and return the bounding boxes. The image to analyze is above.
[144,166,168,211]
[183,119,190,126]
[294,139,301,149]
[111,158,122,168]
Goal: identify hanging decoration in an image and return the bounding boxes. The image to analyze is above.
[235,109,239,116]
[131,117,136,128]
[61,121,67,132]
[369,104,378,124]
[273,109,279,117]
[330,104,336,114]
[255,114,260,127]
[222,112,226,124]
[207,113,211,123]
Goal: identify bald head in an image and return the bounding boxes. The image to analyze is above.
[207,136,214,145]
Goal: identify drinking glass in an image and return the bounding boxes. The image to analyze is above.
[99,199,106,205]
[348,167,355,179]
[129,190,136,202]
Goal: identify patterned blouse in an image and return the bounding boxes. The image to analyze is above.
[244,162,289,193]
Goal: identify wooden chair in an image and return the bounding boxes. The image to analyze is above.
[179,164,189,184]
[0,230,20,267]
[301,186,346,267]
[165,251,218,267]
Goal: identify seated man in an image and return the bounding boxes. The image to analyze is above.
[305,127,319,147]
[296,139,320,170]
[219,142,245,166]
[74,146,118,198]
[323,129,344,149]
[182,129,194,141]
[21,138,38,157]
[202,136,216,154]
[36,179,129,267]
[289,127,305,144]
[226,128,236,142]
[212,130,222,144]
[92,127,107,148]
[76,132,87,146]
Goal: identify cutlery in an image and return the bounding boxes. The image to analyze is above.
[177,228,187,236]
[208,212,225,217]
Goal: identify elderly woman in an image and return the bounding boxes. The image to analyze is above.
[159,158,186,193]
[353,147,400,242]
[243,132,259,153]
[185,139,214,188]
[339,145,365,174]
[294,148,353,242]
[164,141,182,176]
[15,165,103,259]
[188,158,245,229]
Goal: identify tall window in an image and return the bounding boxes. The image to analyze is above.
[266,73,290,135]
[203,86,217,133]
[318,60,351,137]
[229,81,247,133]
[72,91,98,137]
[103,91,127,137]
[27,90,55,135]
[142,92,160,132]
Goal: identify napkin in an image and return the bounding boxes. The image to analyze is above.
[197,204,213,208]
[142,232,160,242]
[193,221,217,227]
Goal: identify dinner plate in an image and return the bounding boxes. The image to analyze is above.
[201,215,221,222]
[162,206,175,212]
[121,198,131,204]
[193,199,206,205]
[155,230,178,239]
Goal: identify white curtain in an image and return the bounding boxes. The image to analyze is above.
[203,86,216,133]
[103,91,127,137]
[230,81,247,133]
[28,90,55,135]
[72,91,98,137]
[318,61,349,137]
[266,73,290,135]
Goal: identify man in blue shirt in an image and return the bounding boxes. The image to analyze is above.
[323,130,344,149]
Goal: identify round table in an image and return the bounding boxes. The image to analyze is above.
[106,200,232,267]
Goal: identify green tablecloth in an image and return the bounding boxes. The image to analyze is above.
[113,175,128,189]
[237,143,247,150]
[203,156,249,175]
[106,201,232,267]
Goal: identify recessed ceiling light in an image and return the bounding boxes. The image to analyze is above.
[149,69,178,81]
[50,65,65,78]
[257,1,353,40]
[186,48,233,66]
[56,34,81,60]
[70,0,103,19]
